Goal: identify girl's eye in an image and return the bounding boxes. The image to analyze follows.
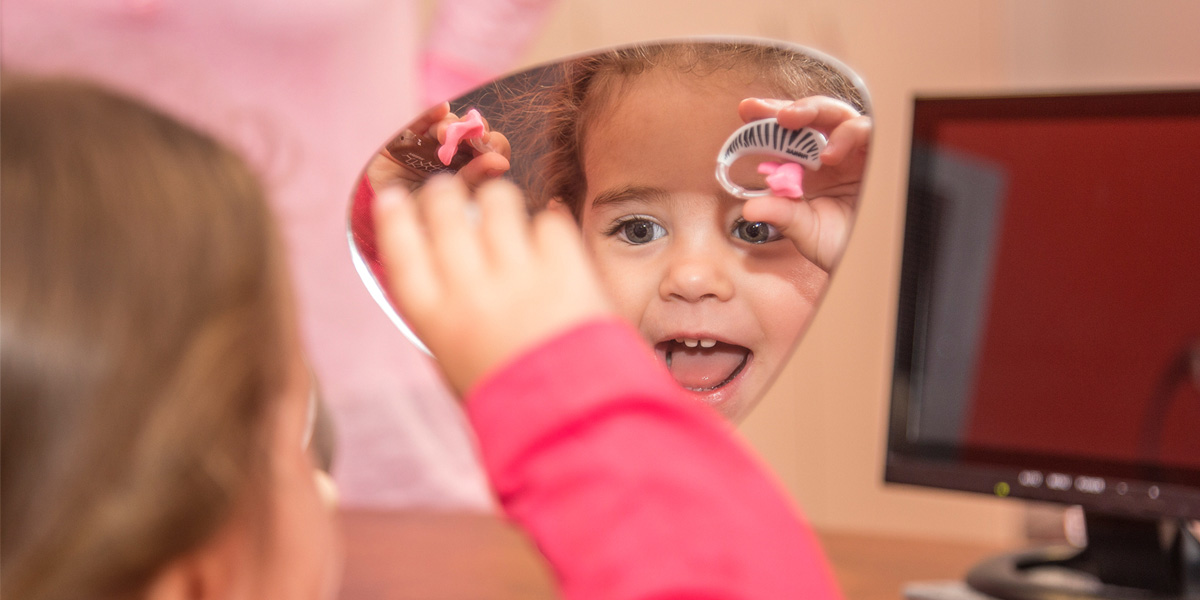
[732,219,781,244]
[612,218,667,244]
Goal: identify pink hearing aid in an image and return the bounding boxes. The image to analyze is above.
[382,108,487,176]
[438,108,486,165]
[716,118,825,199]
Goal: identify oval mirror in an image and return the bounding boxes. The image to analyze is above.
[348,37,872,422]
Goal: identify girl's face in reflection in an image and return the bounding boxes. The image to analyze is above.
[578,69,827,422]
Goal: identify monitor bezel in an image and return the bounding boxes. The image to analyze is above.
[885,89,1200,522]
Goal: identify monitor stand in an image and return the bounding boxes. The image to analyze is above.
[966,513,1199,600]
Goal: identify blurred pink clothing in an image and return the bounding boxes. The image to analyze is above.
[471,319,843,600]
[2,0,554,508]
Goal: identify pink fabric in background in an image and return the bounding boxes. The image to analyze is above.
[420,0,558,105]
[2,0,556,509]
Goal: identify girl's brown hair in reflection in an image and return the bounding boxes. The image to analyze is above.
[531,41,866,217]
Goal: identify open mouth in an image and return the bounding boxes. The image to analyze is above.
[654,338,751,392]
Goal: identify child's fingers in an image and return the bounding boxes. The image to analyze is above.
[739,96,861,133]
[776,97,861,132]
[432,112,461,143]
[472,130,512,160]
[476,179,533,268]
[738,97,790,122]
[742,195,810,240]
[532,208,585,257]
[743,195,824,264]
[373,186,441,314]
[455,152,511,188]
[532,208,614,317]
[367,151,420,192]
[744,196,820,258]
[776,97,859,131]
[820,115,872,166]
[745,194,854,272]
[409,102,452,137]
[416,176,487,285]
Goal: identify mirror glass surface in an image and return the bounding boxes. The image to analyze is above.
[349,37,872,421]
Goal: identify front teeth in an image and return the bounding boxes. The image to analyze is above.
[674,338,718,348]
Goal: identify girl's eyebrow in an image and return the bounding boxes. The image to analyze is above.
[590,185,671,210]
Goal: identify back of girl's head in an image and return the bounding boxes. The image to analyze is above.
[1,77,288,600]
[528,41,867,217]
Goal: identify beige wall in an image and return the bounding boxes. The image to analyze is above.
[505,0,1200,543]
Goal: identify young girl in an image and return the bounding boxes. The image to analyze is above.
[1,77,340,600]
[533,42,872,421]
[4,76,843,599]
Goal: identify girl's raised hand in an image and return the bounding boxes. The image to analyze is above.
[737,96,871,271]
[373,177,613,396]
[371,103,513,193]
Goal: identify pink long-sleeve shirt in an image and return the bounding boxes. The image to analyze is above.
[467,319,843,600]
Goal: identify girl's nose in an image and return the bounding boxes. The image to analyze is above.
[659,249,735,303]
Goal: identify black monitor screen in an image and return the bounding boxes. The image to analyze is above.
[887,90,1200,521]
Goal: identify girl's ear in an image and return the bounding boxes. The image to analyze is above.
[144,524,250,600]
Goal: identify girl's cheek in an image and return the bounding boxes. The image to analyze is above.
[278,447,342,599]
[265,393,342,599]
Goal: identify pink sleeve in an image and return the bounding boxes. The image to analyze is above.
[465,319,843,600]
[420,0,560,105]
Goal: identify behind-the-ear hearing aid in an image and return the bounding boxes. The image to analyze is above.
[716,117,825,199]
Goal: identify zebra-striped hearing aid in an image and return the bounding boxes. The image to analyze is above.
[715,118,825,199]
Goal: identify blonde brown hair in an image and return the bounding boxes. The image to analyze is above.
[524,41,867,218]
[1,77,288,600]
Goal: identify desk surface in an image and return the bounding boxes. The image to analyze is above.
[338,509,1011,600]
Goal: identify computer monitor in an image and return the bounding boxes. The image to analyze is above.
[887,89,1200,600]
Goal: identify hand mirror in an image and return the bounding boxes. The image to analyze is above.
[348,37,872,421]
